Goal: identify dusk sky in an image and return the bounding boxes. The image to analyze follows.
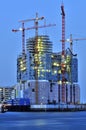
[0,0,86,102]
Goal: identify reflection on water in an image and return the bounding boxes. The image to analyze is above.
[0,112,86,130]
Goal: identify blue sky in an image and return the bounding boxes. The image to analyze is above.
[0,0,86,102]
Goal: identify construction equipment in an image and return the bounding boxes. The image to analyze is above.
[61,4,65,56]
[66,34,86,54]
[61,3,66,103]
[12,13,44,55]
[19,13,44,36]
[12,14,56,61]
[12,13,56,55]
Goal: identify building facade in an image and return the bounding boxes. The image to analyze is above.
[16,35,80,105]
[0,86,16,102]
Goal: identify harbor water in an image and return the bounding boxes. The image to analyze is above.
[0,111,86,130]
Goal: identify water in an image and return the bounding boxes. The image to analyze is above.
[0,111,86,130]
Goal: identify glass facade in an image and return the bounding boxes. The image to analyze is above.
[17,35,78,85]
[71,58,78,82]
[26,35,52,80]
[17,54,27,82]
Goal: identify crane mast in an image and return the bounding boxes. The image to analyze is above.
[22,22,25,54]
[61,4,65,56]
[35,13,44,36]
[61,4,66,103]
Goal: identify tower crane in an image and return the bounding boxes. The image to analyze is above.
[12,13,44,55]
[12,15,56,55]
[61,3,66,103]
[61,4,65,56]
[60,3,86,104]
[19,13,44,36]
[66,34,86,55]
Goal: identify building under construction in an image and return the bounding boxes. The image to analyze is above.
[15,5,80,107]
[16,34,80,105]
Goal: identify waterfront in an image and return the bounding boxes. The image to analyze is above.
[0,112,86,130]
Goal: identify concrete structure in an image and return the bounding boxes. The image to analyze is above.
[16,80,50,105]
[73,84,80,104]
[49,82,58,104]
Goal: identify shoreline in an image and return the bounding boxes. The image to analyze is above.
[5,104,86,112]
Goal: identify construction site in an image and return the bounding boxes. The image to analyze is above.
[9,4,82,111]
